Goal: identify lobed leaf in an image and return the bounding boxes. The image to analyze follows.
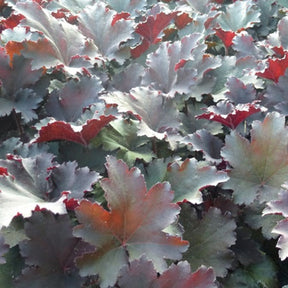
[221,112,288,204]
[73,156,188,288]
[179,204,236,277]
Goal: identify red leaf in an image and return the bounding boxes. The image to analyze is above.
[215,28,236,48]
[112,12,130,26]
[73,156,188,287]
[0,167,8,176]
[175,13,193,29]
[196,101,263,129]
[256,52,288,82]
[131,12,177,58]
[0,13,24,30]
[35,115,115,146]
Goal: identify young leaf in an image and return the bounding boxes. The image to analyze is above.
[131,11,177,58]
[256,52,288,82]
[179,204,236,277]
[102,87,180,139]
[221,112,288,204]
[15,211,92,288]
[35,115,115,146]
[196,101,264,129]
[73,156,188,288]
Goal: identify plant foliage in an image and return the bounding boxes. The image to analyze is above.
[0,0,288,287]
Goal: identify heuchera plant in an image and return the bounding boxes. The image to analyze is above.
[1,0,288,287]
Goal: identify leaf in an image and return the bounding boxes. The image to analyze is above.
[215,28,236,48]
[48,161,101,200]
[78,1,134,63]
[256,52,288,82]
[155,262,217,288]
[179,204,236,277]
[141,33,220,97]
[196,101,264,129]
[7,1,95,71]
[102,87,180,139]
[92,119,155,166]
[263,188,288,260]
[73,156,188,288]
[15,211,92,288]
[45,75,104,122]
[224,77,257,104]
[105,0,147,14]
[131,11,177,58]
[221,112,288,204]
[232,31,264,59]
[0,235,9,264]
[0,50,45,122]
[166,158,229,203]
[35,115,115,146]
[110,63,144,92]
[217,0,261,32]
[188,129,224,163]
[118,257,217,288]
[221,256,277,288]
[262,71,288,114]
[0,153,66,228]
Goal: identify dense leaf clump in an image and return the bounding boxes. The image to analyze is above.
[1,0,288,287]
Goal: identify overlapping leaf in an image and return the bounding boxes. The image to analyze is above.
[221,112,288,204]
[92,119,155,166]
[264,187,288,260]
[45,75,104,122]
[78,1,134,63]
[0,153,99,228]
[131,11,177,58]
[141,33,221,97]
[166,158,228,203]
[6,0,96,71]
[217,0,261,32]
[118,257,217,288]
[0,153,66,228]
[196,100,264,129]
[179,204,236,277]
[15,211,93,288]
[35,114,115,146]
[0,50,45,122]
[73,156,188,288]
[102,86,180,139]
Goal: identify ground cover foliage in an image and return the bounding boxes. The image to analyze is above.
[0,0,288,286]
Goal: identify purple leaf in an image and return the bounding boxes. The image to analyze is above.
[46,75,104,122]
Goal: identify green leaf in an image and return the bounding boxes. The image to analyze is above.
[92,119,155,166]
[179,204,236,277]
[221,112,288,205]
[222,256,278,288]
[167,158,229,203]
